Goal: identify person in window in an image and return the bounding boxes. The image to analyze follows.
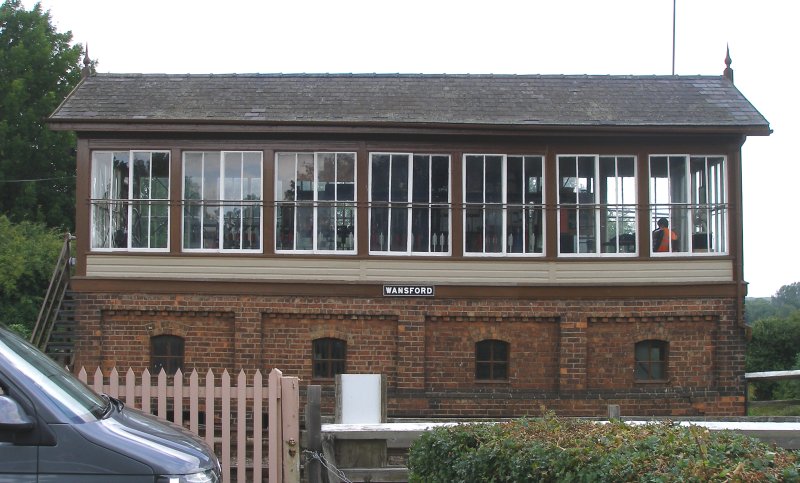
[652,217,678,252]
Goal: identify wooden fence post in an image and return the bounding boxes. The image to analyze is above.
[306,385,322,483]
[281,375,300,483]
[269,368,283,483]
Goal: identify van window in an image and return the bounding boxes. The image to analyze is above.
[0,328,107,422]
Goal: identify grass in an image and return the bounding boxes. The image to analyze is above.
[747,400,800,416]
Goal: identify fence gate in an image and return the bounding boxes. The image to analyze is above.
[78,366,299,483]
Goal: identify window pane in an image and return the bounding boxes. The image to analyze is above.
[150,202,169,248]
[318,153,336,201]
[276,205,294,250]
[485,208,502,253]
[476,362,490,380]
[477,341,491,361]
[242,153,261,200]
[132,152,151,200]
[485,156,503,203]
[526,206,543,253]
[431,156,449,203]
[276,153,296,202]
[222,206,241,249]
[431,208,449,252]
[390,154,409,202]
[507,208,524,253]
[331,339,345,359]
[412,155,430,203]
[184,154,203,201]
[224,153,242,201]
[493,341,508,360]
[371,154,390,202]
[507,156,523,204]
[525,156,543,205]
[668,156,687,203]
[494,362,508,380]
[242,204,260,250]
[317,205,335,250]
[465,208,483,252]
[203,155,220,201]
[337,205,355,251]
[337,153,356,202]
[296,205,313,250]
[370,207,389,251]
[203,205,219,249]
[389,207,408,251]
[296,154,314,201]
[151,152,170,199]
[411,208,429,252]
[465,156,484,203]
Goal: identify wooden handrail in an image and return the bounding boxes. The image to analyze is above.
[30,233,75,349]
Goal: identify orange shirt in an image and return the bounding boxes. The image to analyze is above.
[655,228,678,252]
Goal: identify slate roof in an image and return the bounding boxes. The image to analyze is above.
[49,73,771,133]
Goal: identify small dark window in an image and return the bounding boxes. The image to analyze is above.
[635,340,668,381]
[151,335,184,375]
[475,339,509,381]
[312,338,346,379]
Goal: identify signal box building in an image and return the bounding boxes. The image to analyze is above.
[48,60,770,417]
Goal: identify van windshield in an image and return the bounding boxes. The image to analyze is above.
[0,327,107,422]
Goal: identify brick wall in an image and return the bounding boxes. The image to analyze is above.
[70,292,747,418]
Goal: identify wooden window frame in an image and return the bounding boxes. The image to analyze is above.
[634,339,668,382]
[475,339,509,381]
[150,334,185,375]
[463,154,545,257]
[312,338,346,380]
[368,153,452,256]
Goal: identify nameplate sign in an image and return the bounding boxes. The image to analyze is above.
[383,285,435,297]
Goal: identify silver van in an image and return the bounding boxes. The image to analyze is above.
[0,324,221,482]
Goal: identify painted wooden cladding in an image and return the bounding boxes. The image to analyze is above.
[84,254,733,285]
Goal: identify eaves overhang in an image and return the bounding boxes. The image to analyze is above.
[46,117,773,138]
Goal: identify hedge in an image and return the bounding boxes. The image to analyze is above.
[408,416,800,482]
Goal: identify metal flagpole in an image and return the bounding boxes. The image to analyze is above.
[672,0,676,75]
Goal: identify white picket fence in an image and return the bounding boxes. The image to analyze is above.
[76,367,300,483]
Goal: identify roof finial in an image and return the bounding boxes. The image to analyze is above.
[723,44,734,84]
[81,44,92,79]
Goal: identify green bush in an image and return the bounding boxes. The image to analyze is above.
[408,417,800,482]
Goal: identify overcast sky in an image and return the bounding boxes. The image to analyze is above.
[27,0,798,297]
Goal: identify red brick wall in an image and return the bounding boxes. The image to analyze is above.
[69,292,747,418]
[425,317,559,391]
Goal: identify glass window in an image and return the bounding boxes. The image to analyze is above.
[475,339,509,381]
[558,155,637,255]
[464,155,544,255]
[312,338,346,379]
[151,335,184,375]
[91,151,170,251]
[634,340,667,381]
[183,151,262,251]
[649,155,727,254]
[276,152,356,253]
[370,153,451,254]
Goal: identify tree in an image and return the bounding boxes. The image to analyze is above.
[0,215,63,337]
[746,309,800,400]
[0,0,83,230]
[772,282,800,310]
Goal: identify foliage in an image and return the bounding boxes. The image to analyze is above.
[0,0,83,229]
[773,283,800,311]
[746,311,800,400]
[408,416,800,482]
[0,215,63,337]
[746,283,800,325]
